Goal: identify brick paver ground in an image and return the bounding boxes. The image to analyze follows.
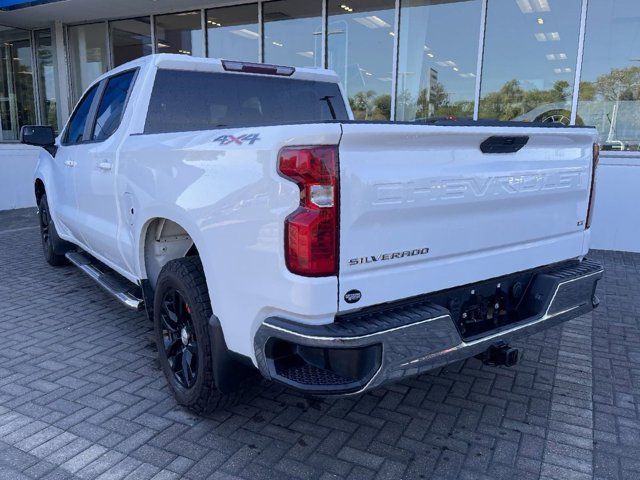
[0,208,638,480]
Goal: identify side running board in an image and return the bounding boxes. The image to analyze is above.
[65,251,144,311]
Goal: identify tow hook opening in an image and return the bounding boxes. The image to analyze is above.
[476,341,519,367]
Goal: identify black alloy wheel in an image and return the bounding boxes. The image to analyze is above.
[159,288,199,389]
[38,193,70,266]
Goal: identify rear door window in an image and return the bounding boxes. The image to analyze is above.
[144,69,349,134]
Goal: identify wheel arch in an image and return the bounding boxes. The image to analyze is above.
[140,216,201,290]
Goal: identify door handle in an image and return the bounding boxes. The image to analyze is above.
[63,159,76,167]
[97,161,112,171]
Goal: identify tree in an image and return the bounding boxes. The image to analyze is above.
[374,94,391,120]
[349,90,376,120]
[578,81,596,101]
[595,67,640,101]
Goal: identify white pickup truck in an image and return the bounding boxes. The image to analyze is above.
[23,54,603,413]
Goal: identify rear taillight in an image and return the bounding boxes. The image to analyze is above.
[278,146,339,276]
[586,143,599,229]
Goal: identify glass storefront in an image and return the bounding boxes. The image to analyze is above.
[155,11,204,57]
[396,0,482,121]
[263,0,323,68]
[67,22,108,103]
[578,0,640,151]
[34,29,58,131]
[479,0,583,124]
[2,0,640,152]
[206,4,259,62]
[328,0,395,120]
[111,17,152,67]
[0,26,36,141]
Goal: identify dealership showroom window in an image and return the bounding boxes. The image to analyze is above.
[0,0,638,151]
[0,0,638,250]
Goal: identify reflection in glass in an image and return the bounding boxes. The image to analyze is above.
[34,29,58,132]
[207,4,259,62]
[155,11,204,57]
[263,0,322,68]
[328,0,395,120]
[479,0,582,124]
[111,17,152,67]
[67,23,108,103]
[0,26,36,141]
[578,0,640,151]
[396,0,481,121]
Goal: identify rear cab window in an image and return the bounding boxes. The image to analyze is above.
[144,69,349,134]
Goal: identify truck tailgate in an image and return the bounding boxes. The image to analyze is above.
[337,122,597,311]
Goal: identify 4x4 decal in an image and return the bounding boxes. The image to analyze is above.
[213,133,261,146]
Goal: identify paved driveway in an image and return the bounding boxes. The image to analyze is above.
[0,209,638,480]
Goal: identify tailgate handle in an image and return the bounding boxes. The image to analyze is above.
[480,136,529,154]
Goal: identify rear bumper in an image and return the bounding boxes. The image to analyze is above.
[254,259,603,395]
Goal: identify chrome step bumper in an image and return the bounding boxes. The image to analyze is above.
[254,259,604,395]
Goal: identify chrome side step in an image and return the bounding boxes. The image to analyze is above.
[65,251,144,311]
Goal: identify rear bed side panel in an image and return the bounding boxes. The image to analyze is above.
[119,123,343,360]
[337,123,597,311]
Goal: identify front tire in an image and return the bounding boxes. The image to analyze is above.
[153,256,231,414]
[38,193,72,266]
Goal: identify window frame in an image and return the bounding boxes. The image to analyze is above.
[89,67,139,142]
[61,67,138,146]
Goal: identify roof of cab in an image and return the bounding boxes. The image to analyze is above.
[93,53,341,86]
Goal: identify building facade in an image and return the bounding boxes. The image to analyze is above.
[0,0,639,252]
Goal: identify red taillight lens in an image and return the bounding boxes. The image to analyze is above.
[586,143,599,229]
[278,146,339,276]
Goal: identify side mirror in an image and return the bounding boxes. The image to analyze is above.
[20,125,55,148]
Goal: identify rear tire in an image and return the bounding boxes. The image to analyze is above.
[154,256,233,414]
[38,193,72,266]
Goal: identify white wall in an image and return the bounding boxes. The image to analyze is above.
[0,144,39,211]
[590,156,640,253]
[0,146,638,253]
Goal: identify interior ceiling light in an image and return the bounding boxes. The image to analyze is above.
[231,29,260,39]
[533,0,551,12]
[517,0,551,13]
[535,32,560,42]
[340,4,353,12]
[537,18,544,25]
[272,41,283,47]
[297,51,314,58]
[516,0,534,14]
[354,15,390,29]
[427,53,434,58]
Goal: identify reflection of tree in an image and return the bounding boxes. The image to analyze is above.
[592,66,640,101]
[397,80,473,120]
[580,66,640,148]
[349,90,391,120]
[480,79,572,121]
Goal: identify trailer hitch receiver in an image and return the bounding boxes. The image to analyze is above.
[477,341,519,367]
